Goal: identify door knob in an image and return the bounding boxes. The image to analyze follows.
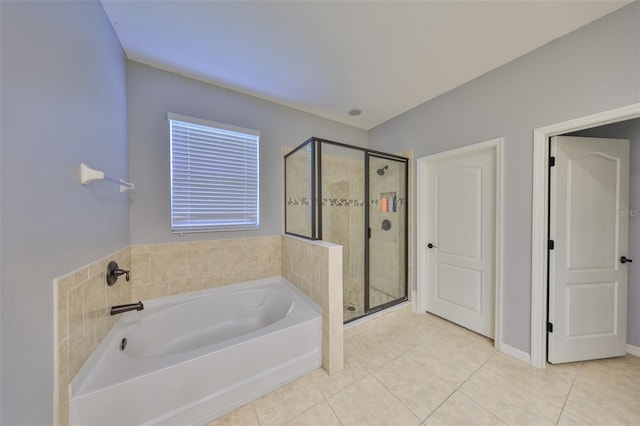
[620,256,633,264]
[427,243,437,249]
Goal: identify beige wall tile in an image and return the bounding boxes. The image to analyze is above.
[68,326,97,380]
[131,249,150,287]
[57,268,88,293]
[67,285,84,347]
[55,246,131,425]
[57,287,68,342]
[88,256,109,279]
[83,273,106,334]
[282,236,343,374]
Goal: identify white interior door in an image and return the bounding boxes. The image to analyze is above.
[425,147,495,338]
[548,136,629,364]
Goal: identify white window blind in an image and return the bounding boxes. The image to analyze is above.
[168,113,260,233]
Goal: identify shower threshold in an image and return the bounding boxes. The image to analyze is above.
[343,300,411,329]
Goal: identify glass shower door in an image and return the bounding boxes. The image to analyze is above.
[367,154,408,312]
[319,144,366,321]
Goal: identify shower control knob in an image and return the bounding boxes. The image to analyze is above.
[427,243,437,249]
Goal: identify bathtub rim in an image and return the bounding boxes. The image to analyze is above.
[70,275,321,399]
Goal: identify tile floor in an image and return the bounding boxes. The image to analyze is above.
[208,306,640,426]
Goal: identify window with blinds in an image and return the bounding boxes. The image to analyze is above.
[168,113,260,233]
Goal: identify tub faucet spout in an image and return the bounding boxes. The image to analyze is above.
[110,301,144,316]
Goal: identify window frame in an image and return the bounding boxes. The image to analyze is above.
[168,112,260,233]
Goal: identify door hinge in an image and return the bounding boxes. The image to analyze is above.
[547,322,554,333]
[368,227,371,239]
[548,240,555,250]
[549,156,556,167]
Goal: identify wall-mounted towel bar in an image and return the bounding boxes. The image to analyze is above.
[80,163,134,193]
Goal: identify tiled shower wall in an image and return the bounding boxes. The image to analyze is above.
[54,247,131,426]
[321,153,365,294]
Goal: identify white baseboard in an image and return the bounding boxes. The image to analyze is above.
[627,344,640,357]
[499,343,531,364]
[500,343,639,364]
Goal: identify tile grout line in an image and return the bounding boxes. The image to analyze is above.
[554,361,581,426]
[421,347,501,424]
[250,402,261,426]
[323,395,345,426]
[369,369,423,424]
[480,354,578,420]
[439,351,511,426]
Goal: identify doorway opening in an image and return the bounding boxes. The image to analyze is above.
[530,103,640,368]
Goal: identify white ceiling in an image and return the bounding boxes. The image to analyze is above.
[100,0,630,130]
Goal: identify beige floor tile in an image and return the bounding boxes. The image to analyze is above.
[461,368,562,425]
[484,352,578,405]
[562,361,640,425]
[406,338,482,386]
[206,403,258,426]
[374,354,455,420]
[328,375,421,426]
[577,355,640,394]
[253,375,324,426]
[423,392,504,425]
[344,332,410,372]
[310,355,369,398]
[440,330,496,364]
[556,409,593,426]
[284,401,341,426]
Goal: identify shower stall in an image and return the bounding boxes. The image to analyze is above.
[285,137,408,322]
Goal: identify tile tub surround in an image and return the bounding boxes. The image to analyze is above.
[54,234,338,424]
[53,247,131,426]
[282,235,344,374]
[130,236,282,300]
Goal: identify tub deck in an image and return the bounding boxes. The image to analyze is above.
[69,277,322,425]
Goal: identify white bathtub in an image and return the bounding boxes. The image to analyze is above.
[69,276,322,425]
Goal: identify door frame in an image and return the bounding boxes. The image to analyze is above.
[530,103,640,368]
[417,137,504,349]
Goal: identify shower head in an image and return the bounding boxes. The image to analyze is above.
[377,165,389,176]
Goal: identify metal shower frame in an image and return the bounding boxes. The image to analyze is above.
[284,137,409,322]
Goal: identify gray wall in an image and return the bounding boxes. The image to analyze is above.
[369,2,640,354]
[127,61,368,245]
[569,119,640,347]
[0,1,128,424]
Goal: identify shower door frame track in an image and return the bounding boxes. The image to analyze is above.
[284,137,409,324]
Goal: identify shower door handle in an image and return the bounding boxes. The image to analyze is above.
[427,243,437,249]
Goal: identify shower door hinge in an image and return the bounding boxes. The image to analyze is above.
[367,227,371,239]
[547,322,554,333]
[548,240,555,250]
[549,156,556,167]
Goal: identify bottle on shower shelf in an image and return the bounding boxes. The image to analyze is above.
[380,196,388,212]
